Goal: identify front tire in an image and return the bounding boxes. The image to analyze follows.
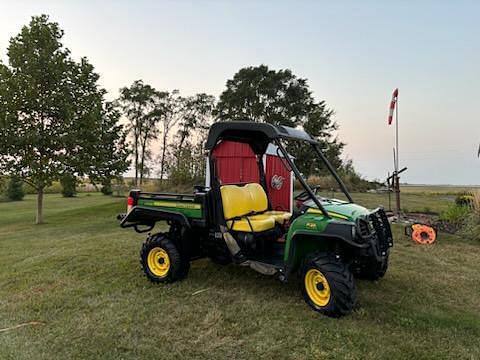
[301,252,356,317]
[140,233,190,283]
[352,253,389,281]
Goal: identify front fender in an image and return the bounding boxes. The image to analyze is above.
[284,220,366,273]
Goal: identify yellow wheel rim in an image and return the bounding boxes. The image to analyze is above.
[147,247,170,278]
[305,269,331,307]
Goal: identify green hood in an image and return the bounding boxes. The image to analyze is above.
[303,198,370,221]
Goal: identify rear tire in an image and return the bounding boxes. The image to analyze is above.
[140,233,190,283]
[207,237,232,265]
[352,253,389,281]
[301,252,356,317]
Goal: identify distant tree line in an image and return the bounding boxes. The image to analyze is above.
[116,82,215,186]
[119,64,350,188]
[0,15,364,224]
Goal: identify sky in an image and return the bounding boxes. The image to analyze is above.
[1,0,479,185]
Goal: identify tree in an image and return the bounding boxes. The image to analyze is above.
[63,58,130,190]
[0,15,129,223]
[117,80,158,186]
[78,101,130,191]
[176,93,216,154]
[153,90,182,181]
[217,65,344,175]
[167,93,215,183]
[6,175,25,201]
[289,103,344,174]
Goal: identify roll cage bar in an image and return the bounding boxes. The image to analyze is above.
[206,121,354,219]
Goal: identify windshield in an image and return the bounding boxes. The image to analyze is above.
[274,138,353,218]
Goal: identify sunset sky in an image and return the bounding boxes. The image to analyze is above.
[1,0,479,185]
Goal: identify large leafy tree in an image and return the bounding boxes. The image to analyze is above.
[217,65,344,175]
[63,58,130,193]
[0,15,129,223]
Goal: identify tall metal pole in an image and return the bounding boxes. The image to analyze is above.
[394,97,401,216]
[395,97,399,172]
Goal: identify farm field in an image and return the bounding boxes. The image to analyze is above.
[1,193,479,359]
[400,184,480,194]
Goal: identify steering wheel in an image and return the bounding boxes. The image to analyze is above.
[294,185,322,203]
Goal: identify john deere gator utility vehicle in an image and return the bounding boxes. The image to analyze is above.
[118,121,393,317]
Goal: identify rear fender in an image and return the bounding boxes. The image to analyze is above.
[120,206,191,233]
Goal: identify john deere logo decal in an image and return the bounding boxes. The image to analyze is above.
[271,175,284,190]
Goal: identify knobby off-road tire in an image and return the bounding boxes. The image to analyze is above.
[140,233,190,283]
[301,252,356,317]
[352,253,389,281]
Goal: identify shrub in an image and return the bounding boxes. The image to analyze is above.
[439,204,470,223]
[294,173,375,193]
[6,175,25,201]
[60,174,77,197]
[101,178,113,195]
[460,191,480,242]
[455,193,474,207]
[0,176,7,193]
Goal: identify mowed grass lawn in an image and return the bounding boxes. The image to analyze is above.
[1,193,479,359]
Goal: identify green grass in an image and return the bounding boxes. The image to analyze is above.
[1,194,480,359]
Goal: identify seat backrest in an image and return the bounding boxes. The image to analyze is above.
[245,183,268,213]
[220,185,251,219]
[220,183,269,220]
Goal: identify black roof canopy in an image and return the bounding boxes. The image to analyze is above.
[205,121,318,154]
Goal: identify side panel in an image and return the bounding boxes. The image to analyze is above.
[137,199,203,219]
[265,154,292,212]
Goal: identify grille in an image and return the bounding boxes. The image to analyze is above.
[356,209,393,253]
[368,209,393,252]
[357,218,371,238]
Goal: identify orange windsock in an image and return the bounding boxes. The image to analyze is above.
[388,88,399,125]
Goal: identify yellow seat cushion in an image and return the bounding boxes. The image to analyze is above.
[244,184,290,223]
[226,214,276,232]
[221,183,283,232]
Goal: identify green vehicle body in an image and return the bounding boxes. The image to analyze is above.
[285,199,371,269]
[119,121,393,317]
[124,193,384,273]
[120,121,392,277]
